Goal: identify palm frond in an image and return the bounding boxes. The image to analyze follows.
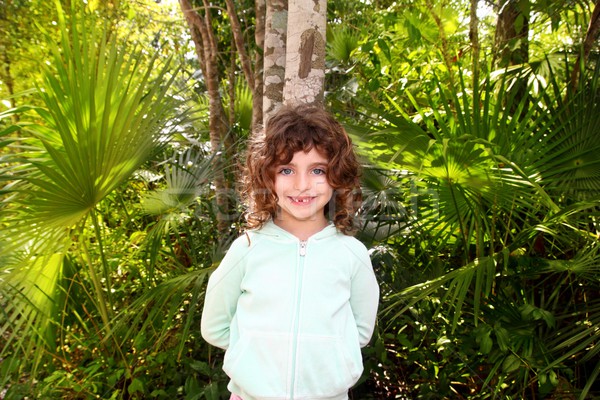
[21,13,180,229]
[327,26,359,65]
[109,268,212,360]
[0,252,65,375]
[382,254,497,332]
[542,60,600,196]
[141,148,214,215]
[355,55,600,396]
[0,1,185,378]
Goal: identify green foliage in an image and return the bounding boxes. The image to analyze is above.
[326,3,600,394]
[3,0,600,399]
[0,0,58,106]
[0,3,231,399]
[347,54,600,398]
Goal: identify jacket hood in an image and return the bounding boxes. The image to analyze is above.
[253,220,338,242]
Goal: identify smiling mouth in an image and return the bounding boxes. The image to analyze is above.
[289,196,316,203]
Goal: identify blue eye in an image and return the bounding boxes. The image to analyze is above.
[279,168,293,175]
[312,168,326,175]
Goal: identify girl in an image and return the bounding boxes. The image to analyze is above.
[201,104,379,400]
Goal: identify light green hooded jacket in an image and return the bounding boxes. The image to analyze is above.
[201,221,379,400]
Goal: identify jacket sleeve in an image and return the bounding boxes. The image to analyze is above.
[200,235,249,349]
[349,244,380,348]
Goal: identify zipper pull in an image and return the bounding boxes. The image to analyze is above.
[299,240,307,256]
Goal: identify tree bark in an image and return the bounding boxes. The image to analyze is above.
[570,0,600,90]
[179,0,232,234]
[581,0,600,65]
[225,0,255,90]
[470,0,480,77]
[253,0,266,132]
[0,48,17,121]
[263,0,288,125]
[215,0,265,133]
[493,0,529,68]
[282,0,327,107]
[470,0,480,112]
[493,0,530,114]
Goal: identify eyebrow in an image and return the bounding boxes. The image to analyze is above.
[279,162,328,168]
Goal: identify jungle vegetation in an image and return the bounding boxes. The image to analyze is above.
[1,0,600,398]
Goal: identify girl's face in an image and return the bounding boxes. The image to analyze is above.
[273,148,333,236]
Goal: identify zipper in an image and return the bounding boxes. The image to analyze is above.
[290,240,307,398]
[299,240,307,256]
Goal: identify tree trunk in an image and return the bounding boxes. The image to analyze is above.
[470,0,480,94]
[581,0,600,65]
[425,0,456,90]
[570,0,600,90]
[179,0,232,235]
[282,0,327,107]
[493,0,530,113]
[263,0,288,125]
[493,0,529,68]
[253,0,266,132]
[469,0,481,115]
[0,48,17,122]
[225,0,255,90]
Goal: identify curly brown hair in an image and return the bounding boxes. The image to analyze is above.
[241,104,362,235]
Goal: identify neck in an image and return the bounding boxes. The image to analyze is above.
[273,217,329,241]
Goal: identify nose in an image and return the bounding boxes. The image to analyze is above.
[293,173,311,191]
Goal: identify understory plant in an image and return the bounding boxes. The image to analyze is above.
[351,56,600,399]
[0,3,234,399]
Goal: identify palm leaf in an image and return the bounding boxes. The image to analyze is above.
[356,55,600,396]
[327,26,360,65]
[542,60,600,196]
[23,15,179,229]
[109,268,212,360]
[0,1,184,378]
[141,148,214,215]
[0,252,65,376]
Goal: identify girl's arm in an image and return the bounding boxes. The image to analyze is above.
[200,237,247,349]
[350,248,380,348]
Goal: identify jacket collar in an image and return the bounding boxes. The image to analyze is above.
[254,220,338,242]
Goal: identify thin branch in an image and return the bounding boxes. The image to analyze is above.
[424,0,456,89]
[570,0,600,90]
[253,0,266,132]
[470,0,481,110]
[178,0,207,73]
[225,0,255,90]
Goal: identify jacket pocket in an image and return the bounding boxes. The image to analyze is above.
[223,332,291,398]
[293,334,363,397]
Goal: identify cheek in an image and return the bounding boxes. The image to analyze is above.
[319,175,333,187]
[273,178,290,198]
[272,175,282,188]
